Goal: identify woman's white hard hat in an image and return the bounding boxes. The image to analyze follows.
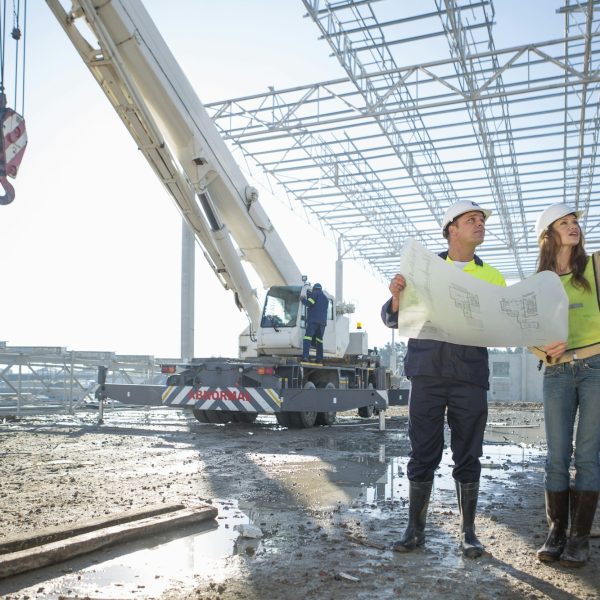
[535,203,583,243]
[441,200,492,236]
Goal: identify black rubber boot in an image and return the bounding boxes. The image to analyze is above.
[392,480,433,552]
[456,481,485,558]
[560,490,599,568]
[536,490,569,562]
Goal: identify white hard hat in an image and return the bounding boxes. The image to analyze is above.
[441,200,492,236]
[535,203,583,243]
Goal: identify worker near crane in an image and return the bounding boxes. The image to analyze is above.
[302,282,328,363]
[381,200,506,559]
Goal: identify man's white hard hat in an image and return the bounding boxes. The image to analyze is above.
[441,200,492,236]
[535,203,583,243]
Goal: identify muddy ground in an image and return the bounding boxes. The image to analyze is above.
[0,404,599,600]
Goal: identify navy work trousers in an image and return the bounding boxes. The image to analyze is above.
[303,322,325,361]
[407,375,487,483]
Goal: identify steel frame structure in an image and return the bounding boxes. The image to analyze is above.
[206,0,600,280]
[0,345,160,415]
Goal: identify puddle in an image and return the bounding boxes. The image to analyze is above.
[338,440,543,517]
[0,501,257,600]
[238,433,544,519]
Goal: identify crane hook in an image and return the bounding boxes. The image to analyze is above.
[0,177,15,205]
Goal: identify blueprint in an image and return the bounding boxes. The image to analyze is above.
[396,238,569,347]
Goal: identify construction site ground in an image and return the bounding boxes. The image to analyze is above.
[0,403,599,600]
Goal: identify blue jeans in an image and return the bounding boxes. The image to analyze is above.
[543,354,600,492]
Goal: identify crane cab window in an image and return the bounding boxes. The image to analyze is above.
[261,286,302,328]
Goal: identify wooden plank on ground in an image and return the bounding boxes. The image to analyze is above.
[0,504,218,579]
[0,503,186,555]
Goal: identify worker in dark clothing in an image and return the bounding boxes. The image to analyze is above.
[381,200,505,559]
[302,282,328,363]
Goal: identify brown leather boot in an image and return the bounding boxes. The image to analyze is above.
[537,490,569,562]
[560,490,599,568]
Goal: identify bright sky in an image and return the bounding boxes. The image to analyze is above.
[0,0,566,359]
[0,0,396,358]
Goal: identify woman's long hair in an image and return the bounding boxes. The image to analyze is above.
[536,220,590,292]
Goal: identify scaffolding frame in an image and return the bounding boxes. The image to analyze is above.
[206,0,600,280]
[0,345,161,416]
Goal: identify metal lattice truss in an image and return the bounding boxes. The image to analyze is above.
[206,0,600,280]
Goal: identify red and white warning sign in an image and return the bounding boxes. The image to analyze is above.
[0,107,27,204]
[2,108,27,177]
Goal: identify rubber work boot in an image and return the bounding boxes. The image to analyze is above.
[456,481,485,558]
[392,480,433,552]
[560,490,599,568]
[536,489,569,562]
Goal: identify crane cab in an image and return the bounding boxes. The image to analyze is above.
[256,285,349,358]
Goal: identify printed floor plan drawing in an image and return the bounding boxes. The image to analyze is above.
[396,239,568,347]
[449,284,484,330]
[500,294,541,331]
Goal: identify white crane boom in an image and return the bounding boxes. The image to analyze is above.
[46,0,303,330]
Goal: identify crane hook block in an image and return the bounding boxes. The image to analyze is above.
[0,107,27,205]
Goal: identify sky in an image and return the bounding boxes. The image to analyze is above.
[0,0,566,359]
[0,0,396,359]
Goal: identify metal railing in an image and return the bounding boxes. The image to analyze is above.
[0,344,167,417]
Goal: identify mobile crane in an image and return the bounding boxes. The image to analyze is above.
[46,0,389,428]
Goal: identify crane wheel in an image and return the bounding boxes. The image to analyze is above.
[278,382,318,428]
[192,409,232,424]
[231,412,258,424]
[315,382,336,426]
[358,383,375,418]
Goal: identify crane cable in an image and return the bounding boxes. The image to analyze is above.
[0,0,27,205]
[0,0,27,112]
[11,0,27,116]
[0,0,7,102]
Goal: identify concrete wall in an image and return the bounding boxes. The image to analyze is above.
[488,352,543,403]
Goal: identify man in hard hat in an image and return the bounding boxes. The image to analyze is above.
[381,200,505,559]
[302,282,329,363]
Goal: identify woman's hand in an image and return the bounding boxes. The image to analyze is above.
[543,340,567,360]
[389,274,407,313]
